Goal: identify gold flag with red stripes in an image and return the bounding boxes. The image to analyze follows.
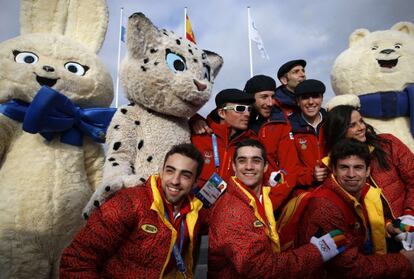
[186,14,197,44]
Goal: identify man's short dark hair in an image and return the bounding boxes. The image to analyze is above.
[330,139,371,169]
[233,139,267,163]
[163,143,204,178]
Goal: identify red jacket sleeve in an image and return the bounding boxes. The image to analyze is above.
[298,197,413,279]
[264,122,301,188]
[209,195,323,278]
[60,190,138,278]
[387,134,414,215]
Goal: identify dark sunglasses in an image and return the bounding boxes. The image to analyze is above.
[222,105,252,113]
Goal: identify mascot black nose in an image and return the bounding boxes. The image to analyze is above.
[380,49,395,55]
[43,65,55,72]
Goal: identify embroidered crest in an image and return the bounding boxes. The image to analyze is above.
[204,150,212,164]
[141,224,158,234]
[298,138,307,150]
[253,220,263,228]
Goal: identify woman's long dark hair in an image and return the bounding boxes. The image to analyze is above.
[325,105,390,170]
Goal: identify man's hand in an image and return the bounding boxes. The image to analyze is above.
[310,229,346,262]
[191,119,213,135]
[392,215,414,251]
[313,162,328,182]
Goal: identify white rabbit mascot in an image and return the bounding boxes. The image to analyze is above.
[0,0,114,278]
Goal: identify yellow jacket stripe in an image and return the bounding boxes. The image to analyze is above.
[149,174,203,278]
[334,176,387,255]
[233,177,281,252]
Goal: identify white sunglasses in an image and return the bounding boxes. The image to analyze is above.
[222,105,252,113]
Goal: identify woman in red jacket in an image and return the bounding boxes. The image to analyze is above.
[325,105,414,220]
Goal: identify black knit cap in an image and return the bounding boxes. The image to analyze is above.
[243,75,276,95]
[294,79,326,97]
[215,88,255,108]
[277,59,306,80]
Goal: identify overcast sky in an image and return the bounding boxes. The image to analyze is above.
[1,0,413,116]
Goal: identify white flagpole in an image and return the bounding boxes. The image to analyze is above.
[115,7,124,108]
[247,7,253,77]
[184,7,187,38]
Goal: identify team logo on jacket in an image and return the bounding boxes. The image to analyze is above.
[204,151,212,164]
[141,224,158,234]
[253,220,264,228]
[298,138,307,150]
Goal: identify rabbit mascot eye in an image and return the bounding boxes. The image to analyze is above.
[0,0,114,277]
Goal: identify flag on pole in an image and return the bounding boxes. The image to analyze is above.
[120,11,127,43]
[185,13,197,44]
[248,13,269,60]
[115,7,126,108]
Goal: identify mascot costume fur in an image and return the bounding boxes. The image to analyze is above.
[327,22,414,151]
[83,13,223,216]
[0,0,114,277]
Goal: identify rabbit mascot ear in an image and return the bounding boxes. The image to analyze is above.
[20,0,108,52]
[0,0,114,277]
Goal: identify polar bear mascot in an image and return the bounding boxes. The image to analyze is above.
[327,22,414,151]
[0,0,114,277]
[83,12,223,216]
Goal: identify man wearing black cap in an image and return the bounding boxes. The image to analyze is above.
[191,88,256,187]
[243,75,302,207]
[274,59,307,116]
[288,79,328,189]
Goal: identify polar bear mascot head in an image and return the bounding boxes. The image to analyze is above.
[328,22,414,151]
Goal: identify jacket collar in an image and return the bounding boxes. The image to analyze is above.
[228,176,280,252]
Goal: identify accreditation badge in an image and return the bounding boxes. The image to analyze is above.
[195,173,227,207]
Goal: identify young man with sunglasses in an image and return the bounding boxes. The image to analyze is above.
[191,76,301,209]
[191,88,256,187]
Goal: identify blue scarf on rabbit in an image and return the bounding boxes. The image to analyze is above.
[359,84,414,136]
[0,86,116,146]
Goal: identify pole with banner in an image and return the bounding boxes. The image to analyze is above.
[248,7,270,77]
[115,7,125,108]
[247,7,254,77]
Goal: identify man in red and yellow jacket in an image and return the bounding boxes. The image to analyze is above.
[208,139,347,278]
[60,144,207,278]
[297,139,414,278]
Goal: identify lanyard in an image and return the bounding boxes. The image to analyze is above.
[212,133,220,169]
[164,211,187,275]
